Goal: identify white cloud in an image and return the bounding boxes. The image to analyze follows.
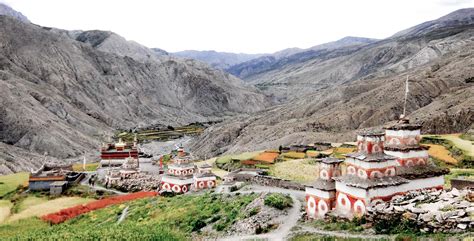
[3,0,473,53]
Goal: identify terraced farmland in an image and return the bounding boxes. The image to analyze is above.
[117,124,205,142]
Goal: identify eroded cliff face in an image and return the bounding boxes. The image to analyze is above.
[0,16,270,173]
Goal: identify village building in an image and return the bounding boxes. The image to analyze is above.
[29,163,84,193]
[305,117,448,218]
[100,138,139,167]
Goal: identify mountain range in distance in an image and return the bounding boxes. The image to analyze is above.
[172,37,378,80]
[188,8,474,157]
[0,3,472,173]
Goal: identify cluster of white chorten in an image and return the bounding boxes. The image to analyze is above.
[160,147,217,193]
[306,117,448,218]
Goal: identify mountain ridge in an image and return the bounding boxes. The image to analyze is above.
[173,50,264,70]
[0,15,270,173]
[189,9,474,158]
[0,3,29,23]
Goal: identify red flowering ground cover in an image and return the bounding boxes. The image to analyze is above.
[42,191,157,224]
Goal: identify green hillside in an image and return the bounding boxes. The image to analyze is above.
[0,193,257,240]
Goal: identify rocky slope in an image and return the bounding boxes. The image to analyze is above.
[75,30,168,63]
[0,15,270,173]
[173,50,264,70]
[226,37,378,84]
[190,9,474,158]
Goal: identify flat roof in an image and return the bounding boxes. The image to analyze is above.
[309,179,336,191]
[345,152,398,162]
[50,181,68,186]
[334,175,408,189]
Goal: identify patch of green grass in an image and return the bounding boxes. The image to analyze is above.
[268,159,318,184]
[255,164,270,169]
[215,151,262,171]
[372,213,419,235]
[72,163,99,172]
[422,135,474,168]
[460,133,474,141]
[0,216,184,240]
[215,151,262,164]
[290,233,368,241]
[444,168,474,188]
[248,207,260,217]
[264,193,293,210]
[0,193,258,239]
[15,196,48,213]
[281,151,306,159]
[117,124,204,142]
[0,172,29,198]
[310,217,366,233]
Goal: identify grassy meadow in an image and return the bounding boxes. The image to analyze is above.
[0,193,258,240]
[0,172,29,197]
[268,159,318,184]
[72,163,100,172]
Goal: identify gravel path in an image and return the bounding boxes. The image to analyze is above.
[220,185,305,241]
[292,226,392,240]
[80,175,126,195]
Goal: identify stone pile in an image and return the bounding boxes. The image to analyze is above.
[367,188,473,233]
[108,173,160,192]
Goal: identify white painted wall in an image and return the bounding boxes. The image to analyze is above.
[368,176,444,199]
[384,150,428,159]
[346,158,398,169]
[335,182,368,200]
[306,187,334,199]
[161,176,194,185]
[385,129,420,137]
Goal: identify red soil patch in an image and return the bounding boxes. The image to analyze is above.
[252,152,280,164]
[41,191,157,224]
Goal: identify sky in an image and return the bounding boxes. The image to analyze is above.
[2,0,473,54]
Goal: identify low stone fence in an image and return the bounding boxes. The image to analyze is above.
[367,188,473,233]
[229,168,305,191]
[451,178,474,190]
[251,175,306,190]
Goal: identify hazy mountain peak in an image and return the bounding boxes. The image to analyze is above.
[438,7,474,21]
[392,7,474,38]
[0,3,29,23]
[75,30,168,62]
[173,50,265,69]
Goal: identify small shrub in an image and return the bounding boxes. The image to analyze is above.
[190,219,206,232]
[373,213,419,234]
[264,193,293,210]
[248,207,260,217]
[209,214,221,223]
[213,222,226,231]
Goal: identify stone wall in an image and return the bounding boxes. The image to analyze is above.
[367,188,473,233]
[451,178,474,190]
[230,169,305,191]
